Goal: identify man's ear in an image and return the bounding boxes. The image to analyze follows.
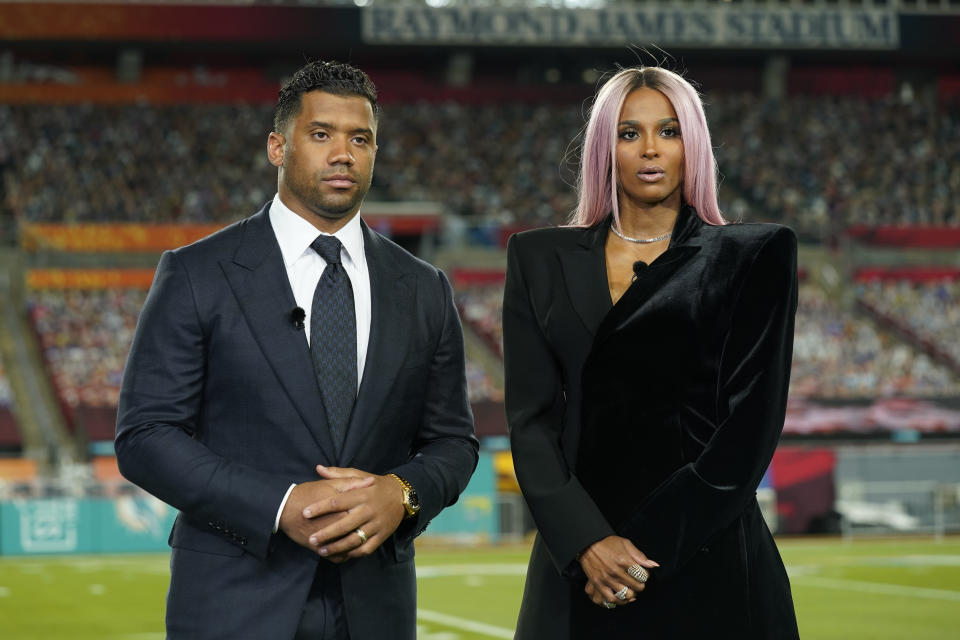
[267,131,285,168]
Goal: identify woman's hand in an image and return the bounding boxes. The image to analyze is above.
[579,536,659,608]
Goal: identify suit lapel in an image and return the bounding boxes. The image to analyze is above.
[556,224,611,337]
[220,205,338,463]
[338,222,415,465]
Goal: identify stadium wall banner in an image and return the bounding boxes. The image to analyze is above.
[27,269,157,290]
[21,212,438,252]
[415,451,499,542]
[0,454,499,554]
[21,223,227,252]
[783,397,960,438]
[0,3,358,43]
[363,5,899,49]
[0,496,177,555]
[846,225,960,248]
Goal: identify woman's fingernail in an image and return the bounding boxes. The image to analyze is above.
[303,509,312,517]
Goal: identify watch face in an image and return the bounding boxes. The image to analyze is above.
[408,490,420,510]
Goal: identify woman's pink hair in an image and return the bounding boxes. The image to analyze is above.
[570,66,726,228]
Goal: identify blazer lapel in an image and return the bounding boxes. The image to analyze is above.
[338,221,415,465]
[556,223,611,337]
[220,205,338,463]
[594,205,705,348]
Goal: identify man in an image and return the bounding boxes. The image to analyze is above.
[116,60,478,640]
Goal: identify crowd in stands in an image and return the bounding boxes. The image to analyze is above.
[4,93,956,235]
[792,284,960,397]
[374,102,580,225]
[453,279,960,399]
[0,356,21,450]
[465,360,502,403]
[1,103,275,224]
[28,288,144,409]
[0,358,13,409]
[457,283,505,402]
[19,278,960,442]
[858,279,960,370]
[708,93,960,238]
[456,285,504,358]
[25,286,507,416]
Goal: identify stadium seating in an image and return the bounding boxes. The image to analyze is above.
[792,284,960,398]
[24,284,507,436]
[4,92,957,235]
[857,277,960,373]
[456,285,504,359]
[451,280,960,401]
[708,93,960,239]
[0,358,21,451]
[27,288,144,442]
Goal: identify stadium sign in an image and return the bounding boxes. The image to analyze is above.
[362,5,899,49]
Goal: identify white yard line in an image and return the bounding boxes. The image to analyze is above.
[417,609,514,639]
[793,576,960,601]
[416,564,527,578]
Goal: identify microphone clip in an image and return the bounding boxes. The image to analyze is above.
[290,307,306,330]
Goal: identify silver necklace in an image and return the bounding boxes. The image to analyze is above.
[610,224,672,244]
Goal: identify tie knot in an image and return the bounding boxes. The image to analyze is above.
[311,235,343,264]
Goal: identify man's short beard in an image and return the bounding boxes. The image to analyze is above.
[284,167,371,220]
[307,192,362,218]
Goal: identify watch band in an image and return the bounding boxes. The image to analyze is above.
[387,473,420,519]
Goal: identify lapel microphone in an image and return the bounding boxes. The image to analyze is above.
[289,307,306,330]
[632,261,648,282]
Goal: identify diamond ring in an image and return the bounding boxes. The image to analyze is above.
[627,564,649,583]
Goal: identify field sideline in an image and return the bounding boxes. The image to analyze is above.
[1,537,958,639]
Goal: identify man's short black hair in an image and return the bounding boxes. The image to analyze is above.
[273,60,379,134]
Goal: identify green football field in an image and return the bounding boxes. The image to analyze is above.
[1,537,958,639]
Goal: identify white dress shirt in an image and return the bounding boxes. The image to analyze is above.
[269,193,371,380]
[269,193,373,533]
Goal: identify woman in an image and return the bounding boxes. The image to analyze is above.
[503,66,800,639]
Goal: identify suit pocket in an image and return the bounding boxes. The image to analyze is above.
[169,517,245,557]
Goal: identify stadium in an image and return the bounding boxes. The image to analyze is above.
[0,0,959,638]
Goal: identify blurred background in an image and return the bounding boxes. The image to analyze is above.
[0,0,959,638]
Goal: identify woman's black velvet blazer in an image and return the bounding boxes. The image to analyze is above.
[504,206,800,639]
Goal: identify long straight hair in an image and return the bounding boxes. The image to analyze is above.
[570,67,725,229]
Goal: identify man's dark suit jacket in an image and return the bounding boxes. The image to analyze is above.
[116,203,478,640]
[504,205,800,639]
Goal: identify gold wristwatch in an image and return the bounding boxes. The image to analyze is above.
[387,473,421,519]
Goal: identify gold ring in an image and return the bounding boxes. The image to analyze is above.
[602,600,616,609]
[355,528,368,544]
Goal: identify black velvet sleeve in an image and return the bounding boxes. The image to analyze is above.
[503,233,616,576]
[616,226,798,580]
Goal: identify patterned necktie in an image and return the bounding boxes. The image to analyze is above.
[309,235,356,454]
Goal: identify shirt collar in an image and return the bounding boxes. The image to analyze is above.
[269,193,365,268]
